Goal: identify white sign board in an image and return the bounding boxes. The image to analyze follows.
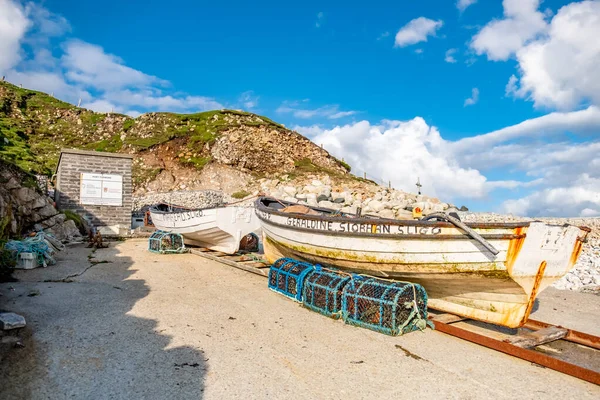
[80,173,123,206]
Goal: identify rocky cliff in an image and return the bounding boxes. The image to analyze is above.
[0,159,81,242]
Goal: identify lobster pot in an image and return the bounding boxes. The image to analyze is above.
[268,258,316,301]
[148,230,186,254]
[302,269,352,318]
[342,277,429,336]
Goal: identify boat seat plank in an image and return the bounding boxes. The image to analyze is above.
[506,326,569,348]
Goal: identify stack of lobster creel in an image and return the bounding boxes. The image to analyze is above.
[268,258,432,336]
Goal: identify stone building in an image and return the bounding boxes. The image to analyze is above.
[54,149,133,235]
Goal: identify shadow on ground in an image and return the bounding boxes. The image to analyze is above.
[0,242,206,399]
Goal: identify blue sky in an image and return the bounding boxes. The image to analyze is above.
[1,0,600,216]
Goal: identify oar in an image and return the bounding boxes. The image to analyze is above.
[424,212,500,256]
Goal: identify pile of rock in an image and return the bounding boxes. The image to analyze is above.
[132,190,224,212]
[259,176,450,219]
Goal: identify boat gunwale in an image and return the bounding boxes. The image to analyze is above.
[255,197,531,230]
[258,212,525,241]
[148,202,227,215]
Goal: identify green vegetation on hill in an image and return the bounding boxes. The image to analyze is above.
[0,81,351,185]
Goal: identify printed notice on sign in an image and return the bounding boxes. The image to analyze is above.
[80,173,123,206]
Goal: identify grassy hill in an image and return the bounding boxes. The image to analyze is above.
[0,81,350,187]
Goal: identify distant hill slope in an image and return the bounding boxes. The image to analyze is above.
[0,81,351,193]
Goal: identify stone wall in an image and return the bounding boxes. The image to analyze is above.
[0,160,81,241]
[56,149,133,232]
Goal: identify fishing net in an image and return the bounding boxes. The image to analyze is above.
[148,230,186,254]
[268,258,316,301]
[302,269,352,319]
[342,277,431,336]
[239,233,259,252]
[4,232,62,268]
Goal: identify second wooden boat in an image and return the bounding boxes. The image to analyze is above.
[149,203,261,254]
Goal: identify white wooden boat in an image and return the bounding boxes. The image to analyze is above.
[149,203,261,254]
[255,197,590,328]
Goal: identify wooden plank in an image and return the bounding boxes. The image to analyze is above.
[190,249,268,277]
[430,313,467,324]
[506,326,568,349]
[221,255,246,262]
[239,261,270,269]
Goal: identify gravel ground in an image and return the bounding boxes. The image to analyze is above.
[1,241,599,399]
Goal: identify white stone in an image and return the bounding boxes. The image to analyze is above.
[304,185,320,194]
[282,186,297,197]
[0,313,26,330]
[318,200,335,208]
[378,209,395,219]
[368,200,385,212]
[341,206,358,214]
[312,179,324,187]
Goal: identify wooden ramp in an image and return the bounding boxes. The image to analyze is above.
[190,248,270,277]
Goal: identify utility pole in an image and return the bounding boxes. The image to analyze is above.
[416,177,422,195]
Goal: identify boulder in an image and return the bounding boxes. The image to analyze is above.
[311,179,324,187]
[316,194,329,203]
[333,197,345,204]
[378,209,395,219]
[304,185,320,194]
[368,200,385,212]
[318,200,335,208]
[319,186,332,198]
[282,186,297,197]
[15,187,38,203]
[341,206,358,215]
[395,209,414,219]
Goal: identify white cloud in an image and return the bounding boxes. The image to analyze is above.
[394,17,443,48]
[316,12,324,28]
[508,1,600,110]
[62,40,167,91]
[464,88,479,106]
[26,2,70,37]
[457,0,478,12]
[0,1,223,115]
[238,90,259,110]
[306,118,489,200]
[276,101,357,120]
[502,174,600,217]
[470,0,548,61]
[445,48,457,63]
[0,0,30,72]
[452,106,600,154]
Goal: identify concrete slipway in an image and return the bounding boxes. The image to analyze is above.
[0,239,598,399]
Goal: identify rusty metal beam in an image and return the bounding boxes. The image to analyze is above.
[431,319,600,386]
[523,319,600,350]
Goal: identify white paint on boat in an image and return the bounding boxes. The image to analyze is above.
[150,206,261,254]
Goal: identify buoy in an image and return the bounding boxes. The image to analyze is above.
[412,206,423,219]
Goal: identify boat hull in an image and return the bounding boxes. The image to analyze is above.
[256,198,588,327]
[150,206,261,254]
